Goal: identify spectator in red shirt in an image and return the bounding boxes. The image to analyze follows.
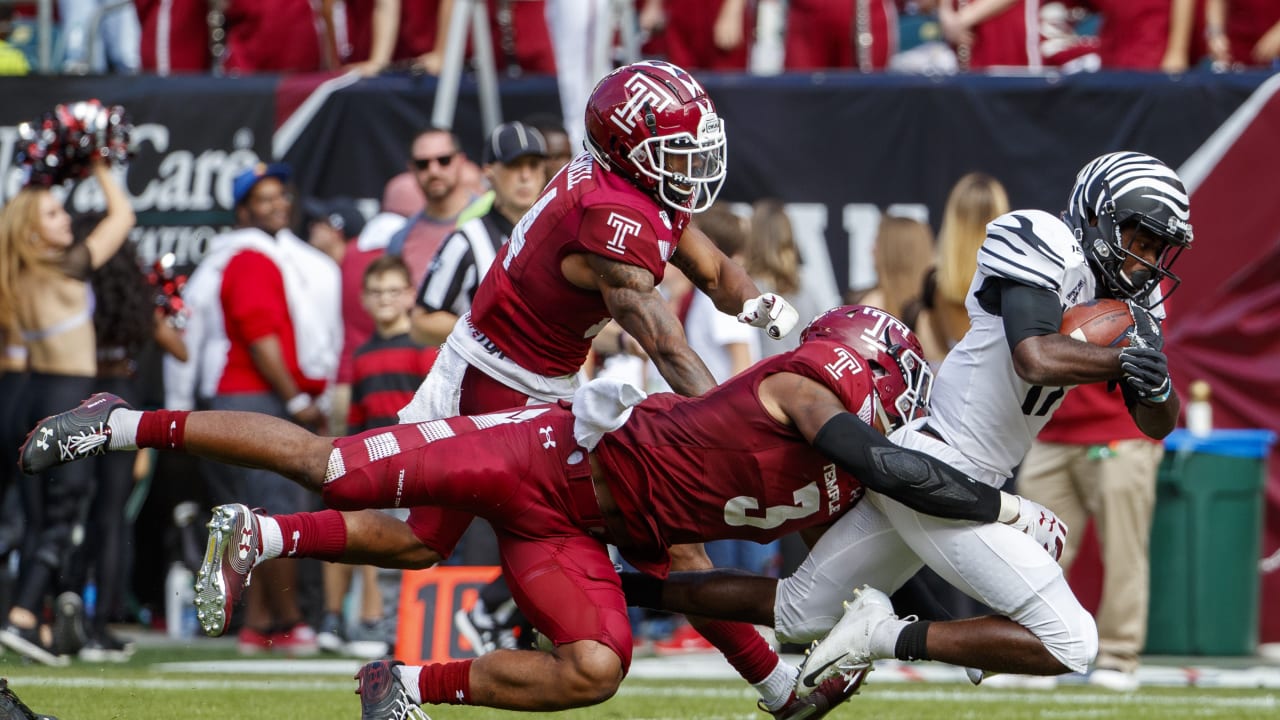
[639,0,753,71]
[941,0,1039,69]
[350,255,438,432]
[332,173,423,436]
[785,0,899,71]
[135,0,209,73]
[199,163,340,655]
[221,0,325,73]
[1206,0,1280,68]
[1087,0,1195,71]
[138,0,326,74]
[317,254,436,656]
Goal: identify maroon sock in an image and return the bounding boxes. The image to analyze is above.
[694,620,778,684]
[270,510,347,560]
[136,409,190,450]
[419,659,473,705]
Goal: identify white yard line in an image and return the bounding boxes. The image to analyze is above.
[4,674,1276,711]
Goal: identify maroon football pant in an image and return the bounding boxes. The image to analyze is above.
[322,406,634,668]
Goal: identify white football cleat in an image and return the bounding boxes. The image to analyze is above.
[795,585,895,698]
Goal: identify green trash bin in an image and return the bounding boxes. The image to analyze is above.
[1146,429,1276,655]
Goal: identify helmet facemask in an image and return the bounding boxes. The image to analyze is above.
[871,339,934,433]
[629,110,726,214]
[1080,179,1192,309]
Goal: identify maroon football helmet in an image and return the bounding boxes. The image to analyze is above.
[801,305,933,432]
[584,60,726,213]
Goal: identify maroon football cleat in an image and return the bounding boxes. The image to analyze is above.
[356,660,431,720]
[764,667,870,720]
[193,504,260,637]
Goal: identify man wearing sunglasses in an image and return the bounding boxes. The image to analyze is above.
[386,127,477,288]
[411,121,549,349]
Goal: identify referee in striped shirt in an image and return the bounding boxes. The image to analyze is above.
[410,122,549,346]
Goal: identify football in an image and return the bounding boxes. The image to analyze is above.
[1060,298,1133,348]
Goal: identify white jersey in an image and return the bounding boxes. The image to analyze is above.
[928,209,1097,483]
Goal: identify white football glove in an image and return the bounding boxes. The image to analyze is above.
[738,292,799,340]
[1007,496,1068,562]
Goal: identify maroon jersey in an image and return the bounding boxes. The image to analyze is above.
[469,153,691,377]
[596,339,876,571]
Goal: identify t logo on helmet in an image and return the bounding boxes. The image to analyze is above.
[611,74,676,134]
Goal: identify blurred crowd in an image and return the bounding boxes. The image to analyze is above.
[0,0,1278,77]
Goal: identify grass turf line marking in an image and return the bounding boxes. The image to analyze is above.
[5,675,1278,710]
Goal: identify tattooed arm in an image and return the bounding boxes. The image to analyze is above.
[586,253,716,397]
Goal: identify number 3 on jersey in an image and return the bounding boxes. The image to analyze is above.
[723,483,820,530]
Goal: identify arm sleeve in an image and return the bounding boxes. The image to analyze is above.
[997,280,1063,352]
[812,413,1002,523]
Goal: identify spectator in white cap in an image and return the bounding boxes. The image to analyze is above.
[410,121,548,348]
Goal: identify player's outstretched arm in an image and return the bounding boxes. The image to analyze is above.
[673,225,799,340]
[589,253,718,397]
[761,371,1006,523]
[671,223,760,315]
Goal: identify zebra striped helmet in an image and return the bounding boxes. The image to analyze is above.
[1065,151,1193,307]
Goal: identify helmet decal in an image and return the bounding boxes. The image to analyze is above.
[1066,151,1193,307]
[801,305,933,432]
[585,60,727,214]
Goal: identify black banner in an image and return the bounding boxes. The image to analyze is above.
[0,71,1268,288]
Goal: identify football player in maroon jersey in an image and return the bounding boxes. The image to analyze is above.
[23,306,1066,718]
[386,59,808,715]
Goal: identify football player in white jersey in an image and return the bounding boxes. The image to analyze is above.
[620,151,1192,692]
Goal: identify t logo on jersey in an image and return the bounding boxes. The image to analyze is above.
[611,73,676,134]
[822,346,864,380]
[538,425,556,449]
[606,212,642,255]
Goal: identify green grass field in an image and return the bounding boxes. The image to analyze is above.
[3,646,1277,720]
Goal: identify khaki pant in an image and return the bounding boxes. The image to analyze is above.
[1018,439,1164,673]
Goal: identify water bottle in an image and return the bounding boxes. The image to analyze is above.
[1186,379,1213,438]
[165,562,196,639]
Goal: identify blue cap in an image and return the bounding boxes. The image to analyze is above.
[232,162,291,207]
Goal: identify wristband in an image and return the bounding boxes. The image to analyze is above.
[1143,388,1171,405]
[285,393,312,416]
[997,491,1021,524]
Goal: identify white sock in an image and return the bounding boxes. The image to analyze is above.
[257,515,283,565]
[869,617,911,660]
[753,658,798,711]
[106,409,142,450]
[395,665,423,704]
